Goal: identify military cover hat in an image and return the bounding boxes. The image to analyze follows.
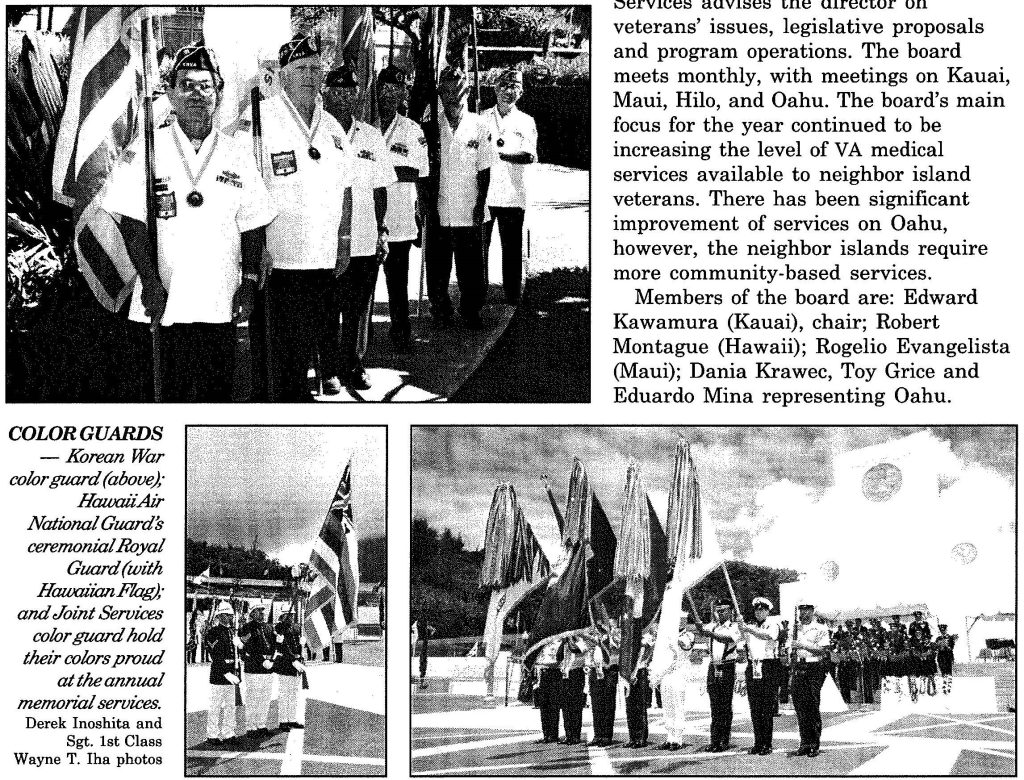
[279,34,319,67]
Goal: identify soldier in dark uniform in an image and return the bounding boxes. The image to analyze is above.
[240,605,276,740]
[205,602,241,745]
[934,624,958,694]
[694,600,742,752]
[909,610,932,641]
[531,640,563,743]
[832,621,859,704]
[587,627,620,747]
[560,638,587,745]
[624,625,655,749]
[273,609,305,729]
[788,603,831,757]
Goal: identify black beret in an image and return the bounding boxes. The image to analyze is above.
[279,35,319,67]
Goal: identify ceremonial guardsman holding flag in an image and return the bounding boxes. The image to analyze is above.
[693,599,741,752]
[205,601,243,745]
[788,602,831,757]
[273,608,306,729]
[240,605,276,741]
[104,44,274,402]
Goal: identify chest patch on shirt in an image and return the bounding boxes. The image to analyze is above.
[466,139,479,150]
[357,149,376,161]
[216,170,243,188]
[390,142,409,157]
[271,150,298,176]
[155,191,177,219]
[332,135,345,150]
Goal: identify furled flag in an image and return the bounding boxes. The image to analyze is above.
[479,484,551,667]
[51,7,165,312]
[304,460,360,653]
[650,439,725,686]
[525,459,616,663]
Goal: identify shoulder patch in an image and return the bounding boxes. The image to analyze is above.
[121,149,136,164]
[357,149,376,161]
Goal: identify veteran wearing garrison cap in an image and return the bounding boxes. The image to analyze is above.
[739,597,784,755]
[376,64,430,351]
[423,65,493,329]
[322,64,395,392]
[105,44,274,402]
[241,35,353,401]
[481,68,536,305]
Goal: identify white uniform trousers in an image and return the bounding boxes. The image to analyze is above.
[277,674,305,725]
[244,673,273,731]
[660,667,690,743]
[207,684,237,740]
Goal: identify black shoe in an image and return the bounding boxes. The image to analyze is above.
[759,747,773,755]
[207,738,223,747]
[667,742,681,751]
[631,740,649,749]
[347,368,370,391]
[322,376,342,395]
[588,738,602,746]
[535,737,553,744]
[564,738,582,746]
[748,746,763,754]
[807,747,820,757]
[794,746,811,756]
[291,723,304,729]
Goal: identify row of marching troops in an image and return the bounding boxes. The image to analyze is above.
[828,611,959,704]
[109,35,536,402]
[525,600,959,759]
[202,602,306,747]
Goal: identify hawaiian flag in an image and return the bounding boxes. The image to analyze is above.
[304,460,360,652]
[51,7,158,312]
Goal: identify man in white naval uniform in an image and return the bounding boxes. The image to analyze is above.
[239,605,276,742]
[481,68,537,304]
[105,44,274,402]
[322,64,395,391]
[376,64,429,351]
[250,35,353,402]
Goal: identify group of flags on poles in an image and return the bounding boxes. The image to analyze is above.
[482,439,728,687]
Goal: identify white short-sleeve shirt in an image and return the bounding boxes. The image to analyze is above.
[346,119,397,257]
[482,104,537,209]
[793,620,831,662]
[103,122,275,325]
[242,93,352,270]
[437,110,493,227]
[379,114,430,242]
[744,616,783,661]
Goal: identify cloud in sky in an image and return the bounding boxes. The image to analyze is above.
[187,427,386,566]
[412,427,1015,612]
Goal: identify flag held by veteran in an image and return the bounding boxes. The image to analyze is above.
[304,459,360,653]
[479,484,551,667]
[650,439,725,687]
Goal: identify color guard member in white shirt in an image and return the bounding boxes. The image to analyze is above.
[787,602,832,757]
[253,35,353,402]
[106,44,274,402]
[376,64,429,351]
[739,596,785,755]
[424,66,493,329]
[322,64,395,392]
[482,69,537,305]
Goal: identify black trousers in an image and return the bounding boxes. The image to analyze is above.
[746,659,781,750]
[383,240,413,339]
[589,666,619,742]
[426,223,485,319]
[268,269,338,402]
[837,661,859,703]
[791,663,827,749]
[706,663,736,748]
[483,206,525,302]
[862,658,878,703]
[337,255,379,374]
[625,669,650,743]
[535,668,562,741]
[159,322,235,403]
[560,668,585,741]
[937,651,954,676]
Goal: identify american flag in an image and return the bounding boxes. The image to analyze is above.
[51,7,159,312]
[304,460,360,652]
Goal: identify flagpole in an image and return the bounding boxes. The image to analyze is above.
[720,561,741,616]
[140,10,162,402]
